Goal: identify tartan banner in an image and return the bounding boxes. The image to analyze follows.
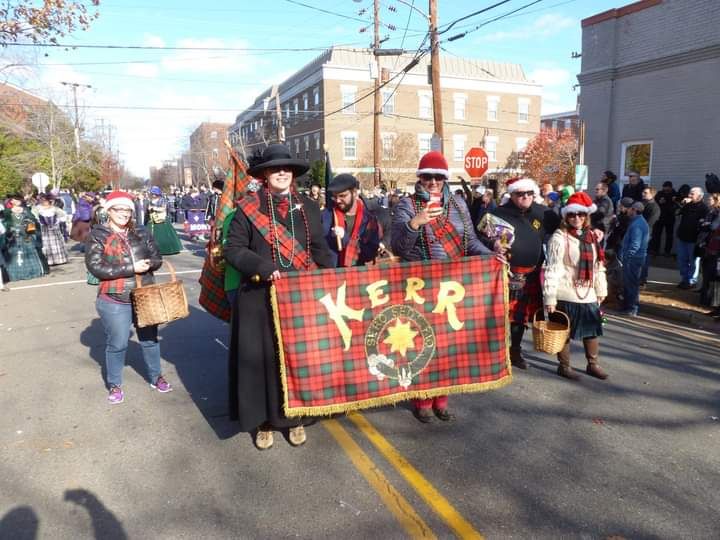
[271,256,511,417]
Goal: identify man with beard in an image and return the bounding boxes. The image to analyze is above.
[322,173,381,267]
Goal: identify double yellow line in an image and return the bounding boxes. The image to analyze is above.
[323,413,484,539]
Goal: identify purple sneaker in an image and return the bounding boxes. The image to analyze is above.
[108,385,124,404]
[151,375,172,393]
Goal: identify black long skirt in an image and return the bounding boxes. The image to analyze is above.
[556,300,603,340]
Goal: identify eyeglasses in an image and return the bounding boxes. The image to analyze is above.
[512,190,535,197]
[266,166,293,174]
[419,174,446,182]
[565,212,587,219]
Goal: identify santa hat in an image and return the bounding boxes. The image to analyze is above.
[416,151,449,179]
[506,177,539,195]
[561,191,597,217]
[103,191,135,211]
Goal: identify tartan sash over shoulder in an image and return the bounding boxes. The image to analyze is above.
[98,232,131,295]
[416,195,465,259]
[237,193,318,271]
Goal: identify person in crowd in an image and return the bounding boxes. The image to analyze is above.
[70,192,95,246]
[640,186,660,286]
[621,171,647,202]
[543,192,608,380]
[134,191,147,228]
[1,194,45,282]
[33,194,68,267]
[205,179,224,226]
[392,151,494,423]
[601,170,621,210]
[591,182,614,234]
[58,190,75,240]
[322,174,381,267]
[469,186,496,227]
[675,187,708,289]
[224,143,334,450]
[650,181,677,256]
[146,186,182,255]
[697,193,720,308]
[618,201,649,316]
[0,218,8,291]
[85,191,172,405]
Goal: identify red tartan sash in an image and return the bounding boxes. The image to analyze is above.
[334,198,366,267]
[417,196,464,259]
[237,194,317,271]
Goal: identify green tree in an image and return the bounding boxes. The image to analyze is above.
[308,159,325,187]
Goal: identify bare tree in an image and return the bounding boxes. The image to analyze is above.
[1,0,100,44]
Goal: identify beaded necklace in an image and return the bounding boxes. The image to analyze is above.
[413,195,469,260]
[265,189,312,270]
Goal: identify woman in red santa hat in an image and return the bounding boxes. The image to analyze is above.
[391,150,494,423]
[543,192,608,380]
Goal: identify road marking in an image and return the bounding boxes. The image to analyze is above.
[6,269,202,291]
[348,413,484,540]
[322,419,436,539]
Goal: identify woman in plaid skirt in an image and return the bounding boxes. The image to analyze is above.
[33,194,69,266]
[1,195,46,282]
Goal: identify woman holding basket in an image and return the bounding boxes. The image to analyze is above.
[543,192,608,381]
[86,191,172,404]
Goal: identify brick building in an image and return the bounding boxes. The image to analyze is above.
[189,122,231,186]
[578,0,720,187]
[540,110,581,140]
[230,47,541,188]
[0,82,66,135]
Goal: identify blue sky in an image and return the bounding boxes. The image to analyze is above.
[1,0,623,176]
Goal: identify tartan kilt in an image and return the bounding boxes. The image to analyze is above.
[509,269,542,325]
[41,226,68,265]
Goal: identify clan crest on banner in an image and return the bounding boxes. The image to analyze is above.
[271,256,511,417]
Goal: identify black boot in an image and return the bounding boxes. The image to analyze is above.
[509,323,528,369]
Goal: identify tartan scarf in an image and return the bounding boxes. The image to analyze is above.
[236,193,317,271]
[333,197,365,267]
[567,226,604,286]
[98,231,131,295]
[414,194,465,260]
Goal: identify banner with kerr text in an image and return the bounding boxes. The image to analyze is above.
[270,256,511,417]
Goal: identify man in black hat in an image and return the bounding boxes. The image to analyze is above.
[322,173,381,267]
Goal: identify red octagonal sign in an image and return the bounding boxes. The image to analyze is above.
[464,147,489,178]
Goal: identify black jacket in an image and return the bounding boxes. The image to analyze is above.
[642,200,661,229]
[85,225,162,303]
[487,201,557,269]
[622,180,646,202]
[654,189,677,220]
[676,201,709,243]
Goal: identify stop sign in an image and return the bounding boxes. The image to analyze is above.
[464,147,489,178]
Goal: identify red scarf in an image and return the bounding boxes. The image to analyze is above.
[98,232,131,295]
[333,198,365,267]
[567,226,604,286]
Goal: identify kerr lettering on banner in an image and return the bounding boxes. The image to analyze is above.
[271,256,511,417]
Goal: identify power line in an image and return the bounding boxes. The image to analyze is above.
[438,0,515,34]
[0,42,367,52]
[279,0,371,24]
[445,0,546,42]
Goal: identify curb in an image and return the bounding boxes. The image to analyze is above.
[638,301,720,333]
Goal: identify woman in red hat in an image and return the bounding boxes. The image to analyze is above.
[543,192,608,380]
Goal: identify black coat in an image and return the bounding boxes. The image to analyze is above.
[622,180,646,202]
[488,201,556,269]
[642,200,661,229]
[223,189,334,431]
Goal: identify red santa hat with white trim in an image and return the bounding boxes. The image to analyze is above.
[103,191,135,212]
[416,151,449,179]
[561,191,597,217]
[506,176,539,195]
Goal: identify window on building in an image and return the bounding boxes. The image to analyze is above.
[303,93,308,111]
[210,131,217,139]
[487,96,499,121]
[212,148,219,160]
[304,135,310,159]
[419,92,432,118]
[620,140,653,180]
[418,133,432,156]
[294,138,300,157]
[293,98,299,117]
[259,118,263,128]
[564,119,573,131]
[342,132,357,160]
[381,89,395,115]
[518,98,530,123]
[381,133,395,160]
[314,132,320,150]
[285,104,290,119]
[515,137,528,152]
[341,85,357,114]
[313,87,320,107]
[452,134,466,162]
[453,94,466,120]
[484,136,498,162]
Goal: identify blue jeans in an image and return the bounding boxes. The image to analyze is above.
[623,257,644,314]
[640,253,650,284]
[95,297,161,387]
[676,240,700,284]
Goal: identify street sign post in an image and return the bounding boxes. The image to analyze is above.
[464,147,489,180]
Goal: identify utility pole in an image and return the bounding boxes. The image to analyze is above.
[60,81,92,158]
[429,0,444,152]
[372,0,381,187]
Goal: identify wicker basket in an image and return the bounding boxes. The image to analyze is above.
[131,260,189,328]
[531,309,570,354]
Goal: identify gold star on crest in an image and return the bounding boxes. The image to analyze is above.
[383,318,418,358]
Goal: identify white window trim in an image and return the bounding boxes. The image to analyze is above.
[486,95,499,122]
[418,91,433,119]
[381,89,395,115]
[418,133,432,156]
[313,87,320,107]
[484,135,499,162]
[381,131,397,160]
[619,140,653,182]
[452,134,467,162]
[341,130,358,161]
[302,93,308,111]
[314,132,321,150]
[517,97,530,124]
[341,85,358,115]
[453,93,467,121]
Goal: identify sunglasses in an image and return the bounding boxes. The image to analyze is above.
[512,190,535,197]
[419,174,446,182]
[565,212,587,218]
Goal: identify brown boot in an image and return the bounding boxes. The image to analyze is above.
[584,338,608,380]
[556,342,580,380]
[509,346,528,370]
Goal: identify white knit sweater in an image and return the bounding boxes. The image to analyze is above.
[543,228,608,306]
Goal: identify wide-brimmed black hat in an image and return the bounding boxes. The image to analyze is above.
[247,143,309,178]
[327,173,359,194]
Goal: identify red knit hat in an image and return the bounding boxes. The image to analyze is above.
[506,177,539,195]
[561,191,597,217]
[103,191,135,211]
[416,151,449,179]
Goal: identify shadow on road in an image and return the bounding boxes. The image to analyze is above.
[0,506,39,540]
[64,489,127,540]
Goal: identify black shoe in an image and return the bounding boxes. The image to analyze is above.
[413,408,433,423]
[433,408,455,422]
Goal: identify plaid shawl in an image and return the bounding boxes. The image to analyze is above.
[414,195,465,260]
[334,198,372,267]
[567,226,604,286]
[237,193,318,271]
[98,232,130,295]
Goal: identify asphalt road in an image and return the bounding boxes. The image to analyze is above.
[1,235,719,539]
